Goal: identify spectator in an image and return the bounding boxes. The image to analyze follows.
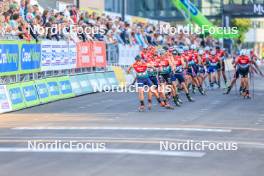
[20,0,26,20]
[26,5,34,23]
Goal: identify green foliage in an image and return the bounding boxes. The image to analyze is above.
[231,18,251,44]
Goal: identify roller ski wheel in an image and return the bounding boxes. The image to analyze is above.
[178,98,183,104]
[198,87,206,95]
[243,93,251,99]
[187,95,195,102]
[173,99,181,107]
[164,104,174,110]
[148,104,152,110]
[223,86,231,95]
[138,106,146,112]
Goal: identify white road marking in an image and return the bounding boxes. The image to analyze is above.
[12,126,232,133]
[200,108,209,111]
[0,147,205,157]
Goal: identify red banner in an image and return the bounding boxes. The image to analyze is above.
[77,42,93,68]
[92,41,107,67]
[76,41,106,68]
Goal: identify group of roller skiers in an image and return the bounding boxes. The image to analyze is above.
[127,45,263,112]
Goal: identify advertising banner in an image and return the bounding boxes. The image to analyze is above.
[92,41,107,67]
[20,81,40,107]
[69,75,83,95]
[0,85,12,113]
[20,43,41,73]
[95,72,109,91]
[118,44,140,66]
[7,83,26,110]
[171,0,239,38]
[76,42,93,68]
[77,74,94,94]
[41,41,77,71]
[35,79,51,103]
[0,41,19,76]
[86,73,100,92]
[46,77,61,101]
[57,76,75,98]
[104,72,119,87]
[69,42,77,68]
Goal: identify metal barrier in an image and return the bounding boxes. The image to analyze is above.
[0,39,108,84]
[106,43,119,65]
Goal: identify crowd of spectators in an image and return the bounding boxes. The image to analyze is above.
[0,0,217,48]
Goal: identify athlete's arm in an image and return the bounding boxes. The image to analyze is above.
[169,56,175,72]
[181,58,186,68]
[127,65,133,74]
[251,60,264,76]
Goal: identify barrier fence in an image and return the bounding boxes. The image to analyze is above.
[0,40,107,82]
[0,71,120,113]
[0,40,139,113]
[106,43,141,66]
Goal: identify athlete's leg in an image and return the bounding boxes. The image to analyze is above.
[138,87,145,111]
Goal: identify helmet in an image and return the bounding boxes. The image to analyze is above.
[245,49,251,56]
[135,55,141,61]
[163,46,168,51]
[240,49,246,56]
[178,49,184,54]
[158,49,165,55]
[168,47,174,52]
[183,46,189,51]
[211,50,216,55]
[190,44,196,50]
[173,45,178,50]
[205,46,210,51]
[172,50,178,55]
[198,49,204,55]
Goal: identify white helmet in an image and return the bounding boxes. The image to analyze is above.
[178,49,184,54]
[205,46,210,51]
[240,49,247,56]
[198,49,204,55]
[211,50,216,55]
[183,46,189,51]
[190,44,197,50]
[246,49,251,56]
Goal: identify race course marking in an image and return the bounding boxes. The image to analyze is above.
[0,147,205,158]
[12,126,232,133]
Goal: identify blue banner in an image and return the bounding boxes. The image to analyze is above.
[36,83,49,99]
[59,80,73,95]
[21,44,41,72]
[47,81,60,96]
[0,44,19,75]
[8,87,24,106]
[22,85,38,102]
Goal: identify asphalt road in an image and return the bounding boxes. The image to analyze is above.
[0,72,263,176]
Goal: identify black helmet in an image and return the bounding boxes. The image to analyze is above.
[172,50,178,55]
[163,46,168,51]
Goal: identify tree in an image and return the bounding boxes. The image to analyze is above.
[231,18,251,47]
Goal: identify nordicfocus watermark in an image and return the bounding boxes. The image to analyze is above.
[29,24,106,36]
[160,24,238,36]
[91,84,172,93]
[160,140,238,152]
[28,140,106,151]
